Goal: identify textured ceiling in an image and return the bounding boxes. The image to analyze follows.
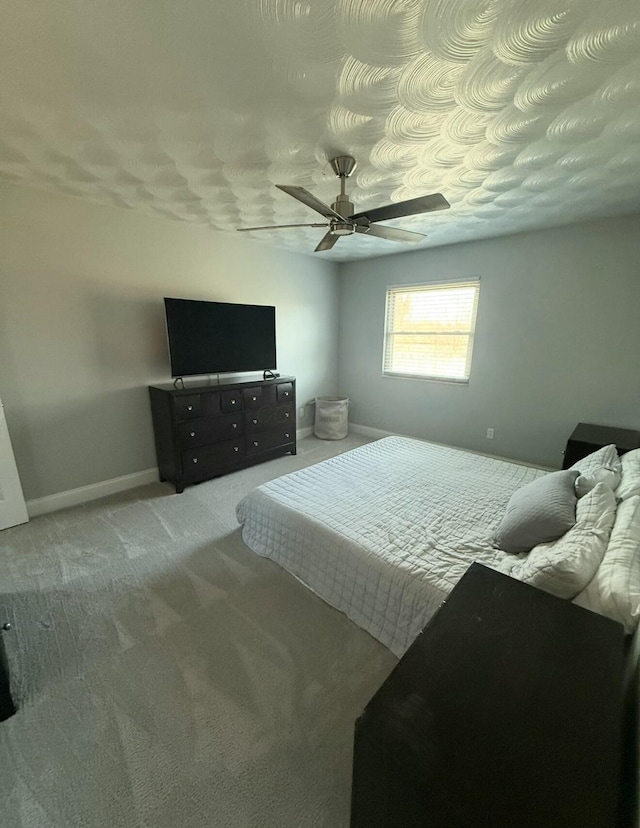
[1,0,639,261]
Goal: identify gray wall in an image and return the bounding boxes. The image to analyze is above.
[0,184,339,501]
[4,184,639,501]
[338,214,640,468]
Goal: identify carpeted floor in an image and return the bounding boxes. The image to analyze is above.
[0,435,397,828]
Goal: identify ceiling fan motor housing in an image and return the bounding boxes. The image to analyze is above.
[331,193,355,218]
[331,193,357,234]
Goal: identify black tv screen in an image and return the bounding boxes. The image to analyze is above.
[164,298,277,377]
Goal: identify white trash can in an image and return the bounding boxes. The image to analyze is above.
[314,396,349,440]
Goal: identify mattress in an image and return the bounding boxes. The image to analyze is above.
[236,436,544,656]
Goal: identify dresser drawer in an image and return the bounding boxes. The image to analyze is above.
[243,385,276,410]
[176,413,243,448]
[244,410,266,432]
[182,439,245,479]
[276,382,294,403]
[174,394,203,420]
[220,389,242,413]
[246,427,295,455]
[244,404,295,432]
[274,403,295,426]
[205,392,221,417]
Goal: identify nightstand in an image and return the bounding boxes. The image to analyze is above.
[562,422,640,469]
[350,564,624,828]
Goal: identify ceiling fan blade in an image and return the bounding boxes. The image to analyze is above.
[237,223,328,232]
[276,185,344,220]
[355,224,426,244]
[314,232,339,252]
[350,193,449,224]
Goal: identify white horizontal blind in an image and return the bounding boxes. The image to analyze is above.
[383,280,480,382]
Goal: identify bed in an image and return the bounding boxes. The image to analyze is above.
[237,436,640,656]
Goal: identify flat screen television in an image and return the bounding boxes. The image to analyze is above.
[164,297,277,378]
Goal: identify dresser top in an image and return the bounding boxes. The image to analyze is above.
[149,375,294,395]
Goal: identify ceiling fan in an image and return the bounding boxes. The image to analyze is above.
[237,156,450,253]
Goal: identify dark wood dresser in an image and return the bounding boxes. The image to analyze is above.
[351,563,625,828]
[562,422,640,469]
[0,624,16,720]
[149,376,296,493]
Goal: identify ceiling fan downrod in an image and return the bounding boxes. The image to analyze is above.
[329,156,357,229]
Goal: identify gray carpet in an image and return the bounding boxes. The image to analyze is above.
[0,435,397,828]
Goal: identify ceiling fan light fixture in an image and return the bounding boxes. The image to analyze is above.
[331,221,356,236]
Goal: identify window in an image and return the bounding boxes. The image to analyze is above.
[383,279,480,382]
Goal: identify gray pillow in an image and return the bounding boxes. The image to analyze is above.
[495,469,580,554]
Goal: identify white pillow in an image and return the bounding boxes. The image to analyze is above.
[504,483,617,600]
[574,495,640,633]
[575,465,621,497]
[616,448,640,500]
[570,443,620,476]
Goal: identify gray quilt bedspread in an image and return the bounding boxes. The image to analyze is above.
[236,437,543,655]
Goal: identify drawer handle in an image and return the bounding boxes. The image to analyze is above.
[232,423,238,429]
[253,440,259,447]
[284,412,290,419]
[283,392,289,397]
[233,446,239,452]
[231,399,236,405]
[251,395,257,401]
[187,405,193,411]
[189,431,195,437]
[192,457,198,464]
[252,418,258,425]
[285,433,290,439]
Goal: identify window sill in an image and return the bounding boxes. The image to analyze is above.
[382,372,470,385]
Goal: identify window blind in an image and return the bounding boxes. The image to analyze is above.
[383,280,480,382]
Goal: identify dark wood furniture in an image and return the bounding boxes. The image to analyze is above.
[562,422,640,469]
[0,623,16,720]
[149,376,296,493]
[351,563,624,828]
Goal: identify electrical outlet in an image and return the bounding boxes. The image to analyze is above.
[299,406,305,419]
[486,428,495,439]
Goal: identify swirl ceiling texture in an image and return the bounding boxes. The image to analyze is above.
[1,0,639,260]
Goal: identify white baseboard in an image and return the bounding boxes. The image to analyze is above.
[298,424,385,441]
[349,423,395,440]
[28,431,314,518]
[27,468,159,518]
